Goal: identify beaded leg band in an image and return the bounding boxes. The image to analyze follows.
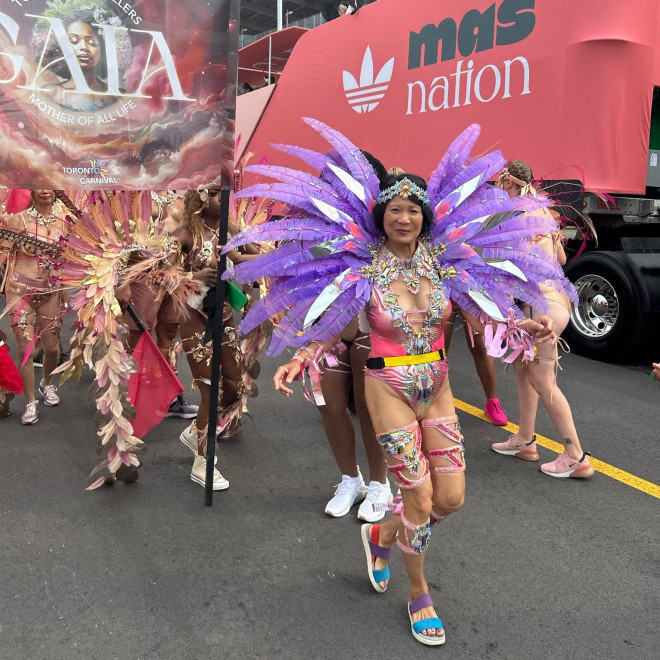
[377,421,430,489]
[397,511,432,555]
[421,415,465,473]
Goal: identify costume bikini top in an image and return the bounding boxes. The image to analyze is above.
[365,241,450,357]
[189,227,218,271]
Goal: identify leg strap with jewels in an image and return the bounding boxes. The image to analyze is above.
[397,511,432,555]
[421,415,465,473]
[377,421,430,489]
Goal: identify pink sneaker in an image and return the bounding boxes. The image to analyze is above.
[541,451,594,478]
[484,398,508,426]
[21,401,39,425]
[491,433,539,461]
[39,380,60,407]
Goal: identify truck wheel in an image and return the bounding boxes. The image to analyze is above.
[563,253,642,360]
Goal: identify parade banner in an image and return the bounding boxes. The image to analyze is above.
[0,0,237,190]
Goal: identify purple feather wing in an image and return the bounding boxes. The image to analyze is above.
[226,242,313,283]
[427,124,481,200]
[302,118,381,200]
[265,300,315,356]
[226,218,347,247]
[270,143,329,171]
[239,278,331,335]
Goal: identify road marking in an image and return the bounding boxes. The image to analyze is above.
[454,398,660,500]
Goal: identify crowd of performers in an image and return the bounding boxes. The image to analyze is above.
[0,185,267,489]
[1,122,598,646]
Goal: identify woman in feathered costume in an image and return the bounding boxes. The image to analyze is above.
[491,161,594,477]
[0,190,71,425]
[225,120,573,646]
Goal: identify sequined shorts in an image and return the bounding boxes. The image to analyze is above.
[364,358,449,418]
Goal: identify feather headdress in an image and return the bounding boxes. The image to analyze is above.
[226,119,576,355]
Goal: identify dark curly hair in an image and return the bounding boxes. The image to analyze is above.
[373,173,434,237]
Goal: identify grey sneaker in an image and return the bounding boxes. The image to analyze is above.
[167,394,198,419]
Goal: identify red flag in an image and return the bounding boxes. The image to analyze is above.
[5,190,32,214]
[0,340,24,394]
[127,333,184,438]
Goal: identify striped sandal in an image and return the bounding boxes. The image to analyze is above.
[408,593,445,646]
[360,523,390,593]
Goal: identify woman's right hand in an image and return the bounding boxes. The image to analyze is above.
[193,268,217,286]
[273,361,302,397]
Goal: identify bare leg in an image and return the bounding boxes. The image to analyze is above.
[8,298,37,404]
[443,308,457,354]
[463,323,497,399]
[513,359,539,442]
[351,336,387,483]
[35,293,63,387]
[512,302,586,462]
[155,322,179,361]
[180,310,213,456]
[318,365,358,477]
[364,380,447,638]
[526,303,585,457]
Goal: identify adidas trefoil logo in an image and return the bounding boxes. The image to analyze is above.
[343,46,394,114]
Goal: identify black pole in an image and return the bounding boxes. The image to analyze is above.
[125,303,146,334]
[203,0,240,506]
[204,189,230,506]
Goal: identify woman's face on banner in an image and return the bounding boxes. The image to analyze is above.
[67,22,101,71]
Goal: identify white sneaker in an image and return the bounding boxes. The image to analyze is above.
[325,468,367,517]
[190,455,228,491]
[358,480,393,522]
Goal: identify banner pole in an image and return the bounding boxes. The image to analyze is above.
[204,0,241,506]
[203,193,229,506]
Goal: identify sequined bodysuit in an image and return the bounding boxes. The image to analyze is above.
[364,241,451,418]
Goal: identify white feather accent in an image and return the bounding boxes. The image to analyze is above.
[309,197,353,227]
[326,163,367,202]
[303,269,351,330]
[485,258,528,281]
[468,289,506,322]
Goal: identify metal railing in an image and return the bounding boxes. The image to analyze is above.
[239,11,327,48]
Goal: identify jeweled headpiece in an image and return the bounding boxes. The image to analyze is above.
[377,177,430,207]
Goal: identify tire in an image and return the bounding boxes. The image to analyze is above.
[563,252,643,360]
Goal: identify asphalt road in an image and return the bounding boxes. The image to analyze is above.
[0,318,658,659]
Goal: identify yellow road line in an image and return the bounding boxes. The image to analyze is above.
[454,398,660,500]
